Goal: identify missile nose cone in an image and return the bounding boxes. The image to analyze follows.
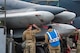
[53,11,76,23]
[37,11,54,24]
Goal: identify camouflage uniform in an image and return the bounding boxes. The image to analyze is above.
[22,28,41,53]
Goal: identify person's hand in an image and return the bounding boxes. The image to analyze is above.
[33,24,37,28]
[32,24,40,30]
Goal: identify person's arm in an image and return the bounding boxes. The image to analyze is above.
[67,44,71,51]
[22,31,26,41]
[45,34,48,44]
[33,24,41,33]
[57,30,61,40]
[59,34,62,41]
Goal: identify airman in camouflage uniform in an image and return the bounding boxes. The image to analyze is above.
[22,24,41,53]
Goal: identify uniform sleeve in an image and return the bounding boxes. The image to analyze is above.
[45,34,48,43]
[33,28,41,34]
[56,30,61,40]
[22,31,26,41]
[57,31,61,40]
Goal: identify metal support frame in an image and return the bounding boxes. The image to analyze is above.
[9,29,13,53]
